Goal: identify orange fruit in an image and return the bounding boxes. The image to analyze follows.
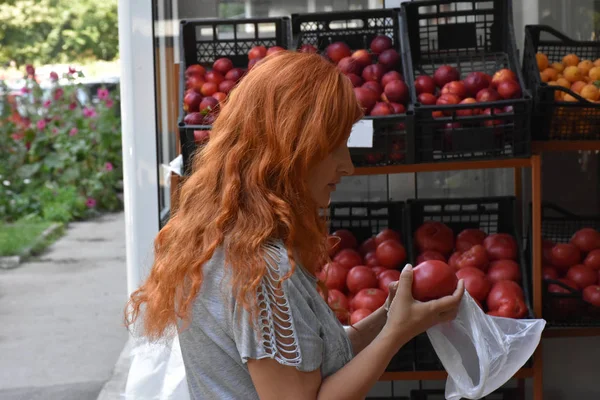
[556,78,570,88]
[551,62,565,73]
[570,81,586,94]
[563,94,578,102]
[541,68,559,82]
[548,81,564,100]
[578,60,594,76]
[589,66,600,81]
[580,84,600,101]
[536,53,549,71]
[564,66,584,83]
[594,59,600,67]
[563,54,580,67]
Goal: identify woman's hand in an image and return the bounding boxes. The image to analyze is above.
[383,264,464,341]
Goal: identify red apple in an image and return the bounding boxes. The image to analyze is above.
[185,64,206,79]
[193,129,210,143]
[384,80,409,104]
[338,57,362,75]
[184,112,204,125]
[437,93,461,115]
[497,80,522,99]
[491,69,518,89]
[434,65,460,88]
[352,49,372,69]
[248,45,267,60]
[415,75,436,95]
[200,82,218,96]
[247,57,263,71]
[213,58,233,74]
[363,81,383,97]
[199,96,219,112]
[482,108,504,126]
[476,88,502,102]
[362,64,386,82]
[370,35,393,54]
[299,44,318,53]
[381,71,404,88]
[183,90,202,112]
[205,71,224,85]
[212,92,227,103]
[186,75,205,91]
[441,81,467,99]
[225,68,245,82]
[370,102,394,116]
[389,102,406,114]
[266,46,285,56]
[326,42,352,63]
[418,92,438,105]
[456,98,478,116]
[378,49,400,69]
[354,87,379,114]
[346,73,364,87]
[218,80,236,94]
[463,72,492,96]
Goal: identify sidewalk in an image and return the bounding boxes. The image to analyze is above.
[0,213,129,400]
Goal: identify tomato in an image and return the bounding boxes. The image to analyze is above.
[455,244,489,271]
[378,269,401,294]
[375,228,402,246]
[327,289,349,311]
[566,264,597,288]
[347,266,378,294]
[332,229,358,250]
[334,248,363,270]
[456,229,487,252]
[548,278,579,293]
[542,265,560,280]
[542,240,555,265]
[487,296,527,318]
[455,267,491,302]
[415,221,455,256]
[350,308,373,324]
[352,288,387,311]
[583,285,600,307]
[364,251,379,267]
[448,251,462,270]
[487,260,521,284]
[486,280,524,311]
[359,237,377,256]
[412,260,458,302]
[584,249,600,271]
[371,266,386,278]
[318,262,348,291]
[375,240,406,269]
[416,250,446,264]
[550,243,581,271]
[570,228,600,253]
[483,233,518,261]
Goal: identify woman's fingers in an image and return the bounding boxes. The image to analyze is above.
[428,280,465,313]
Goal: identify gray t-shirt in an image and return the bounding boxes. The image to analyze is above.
[179,240,354,400]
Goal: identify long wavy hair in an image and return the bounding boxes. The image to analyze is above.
[125,51,363,339]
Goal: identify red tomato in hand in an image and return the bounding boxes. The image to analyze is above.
[416,250,446,264]
[550,243,581,271]
[548,278,579,293]
[327,289,349,311]
[583,285,600,307]
[318,262,348,291]
[487,260,521,284]
[364,251,379,267]
[378,269,401,294]
[350,308,372,324]
[415,221,455,256]
[332,229,358,250]
[347,266,378,294]
[375,228,402,246]
[584,249,600,271]
[487,280,524,311]
[570,228,600,253]
[359,237,377,256]
[448,251,462,270]
[352,288,387,311]
[455,244,489,271]
[456,267,491,302]
[375,240,406,269]
[412,260,458,302]
[334,248,363,270]
[566,264,597,288]
[487,296,527,318]
[542,265,560,280]
[542,240,554,265]
[483,233,518,261]
[456,229,487,252]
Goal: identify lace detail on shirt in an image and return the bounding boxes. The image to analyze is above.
[257,241,302,366]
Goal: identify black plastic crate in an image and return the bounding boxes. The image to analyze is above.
[178,17,291,173]
[401,0,531,163]
[410,388,524,400]
[292,9,414,166]
[528,202,600,327]
[523,25,600,141]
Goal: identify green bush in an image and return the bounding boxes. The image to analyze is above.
[0,67,122,223]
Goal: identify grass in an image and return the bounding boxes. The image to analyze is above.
[0,221,63,257]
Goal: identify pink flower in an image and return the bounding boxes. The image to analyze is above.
[52,128,58,134]
[54,88,64,100]
[20,87,30,94]
[105,162,114,171]
[97,88,110,100]
[50,71,59,81]
[69,102,77,110]
[43,100,52,108]
[86,198,97,208]
[83,107,97,118]
[69,128,78,136]
[26,64,35,77]
[68,66,77,74]
[37,120,46,130]
[105,99,114,108]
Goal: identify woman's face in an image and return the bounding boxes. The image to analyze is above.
[307,140,355,208]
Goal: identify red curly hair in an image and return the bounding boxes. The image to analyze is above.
[125,51,363,339]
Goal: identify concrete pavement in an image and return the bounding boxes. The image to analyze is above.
[0,213,129,400]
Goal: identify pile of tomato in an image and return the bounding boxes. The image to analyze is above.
[319,228,406,325]
[542,228,600,311]
[413,221,529,318]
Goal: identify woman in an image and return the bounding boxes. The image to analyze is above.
[126,51,464,400]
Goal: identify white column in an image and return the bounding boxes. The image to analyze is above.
[118,0,160,295]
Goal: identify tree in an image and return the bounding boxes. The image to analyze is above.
[0,0,118,66]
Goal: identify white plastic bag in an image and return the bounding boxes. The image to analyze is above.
[124,335,190,400]
[427,292,546,400]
